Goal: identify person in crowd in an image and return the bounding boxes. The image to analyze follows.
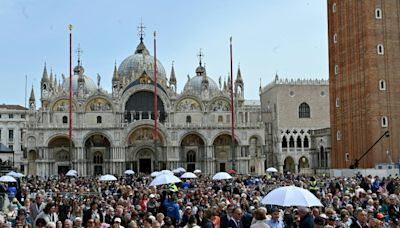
[266,207,283,228]
[250,208,269,228]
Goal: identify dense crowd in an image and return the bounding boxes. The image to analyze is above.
[0,172,399,228]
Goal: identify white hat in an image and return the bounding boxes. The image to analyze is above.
[149,194,155,198]
[114,218,122,223]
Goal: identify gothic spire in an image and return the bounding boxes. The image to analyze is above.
[41,63,49,82]
[236,64,243,83]
[29,85,35,102]
[169,62,176,83]
[112,62,119,81]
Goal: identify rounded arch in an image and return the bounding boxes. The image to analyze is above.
[83,131,113,147]
[179,132,207,146]
[175,96,204,112]
[283,156,295,173]
[124,122,169,146]
[120,85,171,114]
[247,134,263,145]
[28,150,37,161]
[84,134,111,148]
[47,134,75,148]
[127,126,166,146]
[208,97,231,112]
[298,102,311,118]
[51,98,78,112]
[299,156,309,168]
[84,96,114,112]
[211,131,241,146]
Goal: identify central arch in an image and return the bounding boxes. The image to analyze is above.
[125,91,166,123]
[84,134,111,175]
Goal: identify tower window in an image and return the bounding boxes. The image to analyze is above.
[289,136,295,148]
[282,136,287,148]
[337,130,341,141]
[381,116,388,127]
[332,3,336,13]
[334,64,339,75]
[304,136,309,148]
[375,8,382,19]
[97,116,102,124]
[299,102,310,118]
[333,33,337,43]
[336,97,340,108]
[62,116,68,124]
[377,44,384,55]
[296,137,302,148]
[218,115,223,123]
[345,153,350,161]
[379,80,386,90]
[186,115,191,123]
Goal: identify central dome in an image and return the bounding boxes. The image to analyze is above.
[118,41,167,86]
[183,75,219,95]
[62,74,97,94]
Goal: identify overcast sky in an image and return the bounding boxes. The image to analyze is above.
[0,0,328,106]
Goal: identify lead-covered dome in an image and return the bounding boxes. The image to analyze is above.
[118,41,167,86]
[183,75,219,95]
[62,65,97,94]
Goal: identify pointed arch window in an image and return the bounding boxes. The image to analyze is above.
[62,116,68,124]
[289,136,295,148]
[282,136,288,148]
[299,103,311,118]
[97,116,102,124]
[304,136,309,148]
[296,136,302,148]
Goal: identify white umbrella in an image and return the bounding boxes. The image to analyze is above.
[66,170,78,177]
[172,169,181,174]
[266,167,278,172]
[151,171,160,177]
[149,173,182,186]
[68,170,78,174]
[193,169,202,174]
[124,170,135,175]
[160,170,174,175]
[261,185,323,207]
[177,167,186,172]
[99,174,117,181]
[0,175,17,182]
[180,172,197,179]
[6,171,24,178]
[212,172,233,180]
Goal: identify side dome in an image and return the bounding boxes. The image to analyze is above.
[62,74,97,94]
[183,75,219,95]
[117,41,167,86]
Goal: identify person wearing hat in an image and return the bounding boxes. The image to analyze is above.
[147,194,158,215]
[180,206,193,227]
[113,218,124,228]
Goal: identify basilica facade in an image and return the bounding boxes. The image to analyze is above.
[24,36,265,177]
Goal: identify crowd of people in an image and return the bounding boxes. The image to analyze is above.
[0,172,399,228]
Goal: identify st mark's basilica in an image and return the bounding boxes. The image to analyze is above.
[24,29,265,177]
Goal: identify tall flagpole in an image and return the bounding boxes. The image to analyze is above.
[230,36,236,171]
[68,24,73,166]
[153,31,158,170]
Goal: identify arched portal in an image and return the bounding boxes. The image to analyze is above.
[136,148,153,173]
[125,91,166,123]
[283,156,295,174]
[213,134,238,172]
[85,134,111,175]
[298,156,309,173]
[181,134,205,172]
[48,136,74,175]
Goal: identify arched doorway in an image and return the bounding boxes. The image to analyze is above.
[298,156,309,173]
[181,134,205,172]
[48,136,74,175]
[213,134,238,172]
[137,149,153,173]
[283,156,295,174]
[85,134,110,175]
